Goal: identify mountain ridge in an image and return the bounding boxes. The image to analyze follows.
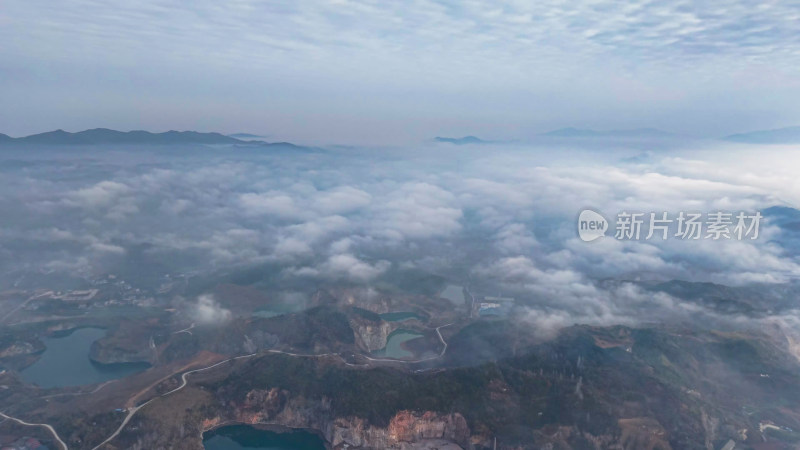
[434,136,490,145]
[228,132,265,139]
[723,126,800,144]
[0,128,305,149]
[540,127,676,138]
[433,128,678,144]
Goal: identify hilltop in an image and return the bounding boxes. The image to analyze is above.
[0,128,308,150]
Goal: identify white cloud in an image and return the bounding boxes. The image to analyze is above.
[5,138,800,339]
[312,186,371,215]
[369,182,463,240]
[239,192,305,220]
[322,253,390,282]
[494,223,538,254]
[287,253,390,283]
[65,181,131,209]
[191,294,232,325]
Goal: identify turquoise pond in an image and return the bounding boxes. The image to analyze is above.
[20,327,150,388]
[379,311,425,322]
[439,284,465,304]
[371,329,424,359]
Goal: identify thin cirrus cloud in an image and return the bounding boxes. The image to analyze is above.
[1,0,800,141]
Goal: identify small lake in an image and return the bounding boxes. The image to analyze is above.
[203,425,326,450]
[372,329,423,359]
[253,304,305,319]
[439,284,465,304]
[20,327,150,388]
[379,311,424,322]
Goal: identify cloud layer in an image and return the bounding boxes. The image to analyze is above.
[3,142,800,333]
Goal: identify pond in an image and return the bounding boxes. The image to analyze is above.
[20,327,150,388]
[253,303,305,319]
[371,329,424,359]
[203,425,326,450]
[439,284,465,304]
[379,311,425,322]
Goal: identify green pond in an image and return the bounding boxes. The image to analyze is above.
[20,327,150,388]
[379,311,425,322]
[439,284,465,304]
[253,304,305,319]
[203,425,326,450]
[372,329,424,359]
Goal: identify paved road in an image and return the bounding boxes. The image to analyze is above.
[90,322,457,448]
[41,380,116,399]
[0,411,68,450]
[171,323,195,336]
[92,353,257,450]
[160,353,256,397]
[0,294,37,324]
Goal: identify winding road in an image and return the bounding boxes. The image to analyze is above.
[61,321,458,449]
[0,411,68,450]
[91,349,360,449]
[41,380,116,399]
[92,352,257,450]
[171,323,195,336]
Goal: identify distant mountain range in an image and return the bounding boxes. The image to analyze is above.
[539,127,676,138]
[0,128,305,149]
[723,126,800,144]
[436,125,800,145]
[434,136,490,145]
[434,128,676,145]
[763,205,800,232]
[228,133,265,140]
[9,126,800,148]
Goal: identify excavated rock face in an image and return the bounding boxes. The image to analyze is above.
[388,410,470,447]
[349,315,397,352]
[243,388,287,418]
[208,388,470,449]
[321,409,469,449]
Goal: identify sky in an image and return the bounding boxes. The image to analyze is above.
[2,0,800,144]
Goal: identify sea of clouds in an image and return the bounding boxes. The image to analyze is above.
[2,140,800,338]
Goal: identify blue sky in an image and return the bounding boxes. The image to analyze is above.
[2,0,800,144]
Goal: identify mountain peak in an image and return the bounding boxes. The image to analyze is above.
[434,136,488,145]
[723,126,800,144]
[228,133,264,139]
[0,128,309,150]
[541,127,675,138]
